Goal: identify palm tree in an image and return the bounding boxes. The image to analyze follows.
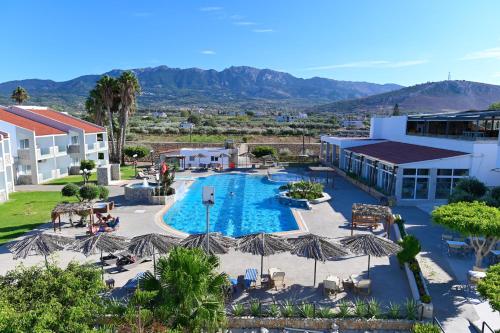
[140,247,229,332]
[117,71,140,164]
[96,75,119,162]
[85,88,105,126]
[11,86,29,104]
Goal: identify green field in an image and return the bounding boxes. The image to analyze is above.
[0,192,77,244]
[45,165,136,185]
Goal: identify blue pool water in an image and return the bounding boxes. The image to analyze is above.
[163,174,298,236]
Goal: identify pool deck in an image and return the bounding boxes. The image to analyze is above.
[2,168,498,332]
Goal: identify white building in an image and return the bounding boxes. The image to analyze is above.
[297,112,308,119]
[320,111,500,205]
[179,121,195,130]
[0,106,109,185]
[276,114,297,123]
[0,131,14,201]
[160,147,236,169]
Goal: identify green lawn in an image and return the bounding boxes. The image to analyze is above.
[45,165,136,185]
[0,192,77,244]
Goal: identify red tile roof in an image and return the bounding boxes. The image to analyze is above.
[346,141,468,164]
[27,108,105,133]
[0,108,65,136]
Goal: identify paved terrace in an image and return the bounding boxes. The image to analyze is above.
[1,169,498,332]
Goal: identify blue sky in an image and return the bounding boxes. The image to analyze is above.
[2,0,500,86]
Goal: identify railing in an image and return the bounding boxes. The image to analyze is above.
[98,141,106,149]
[56,145,67,154]
[36,147,53,159]
[58,167,68,176]
[432,317,446,332]
[67,144,80,154]
[407,132,498,141]
[38,170,55,182]
[481,321,494,333]
[87,142,98,151]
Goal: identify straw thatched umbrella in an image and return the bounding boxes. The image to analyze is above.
[180,232,235,255]
[236,232,292,278]
[289,234,349,286]
[340,233,402,278]
[68,233,128,278]
[128,233,180,273]
[8,233,73,268]
[196,153,207,167]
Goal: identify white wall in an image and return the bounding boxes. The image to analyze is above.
[181,148,233,168]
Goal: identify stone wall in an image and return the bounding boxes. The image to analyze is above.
[125,141,321,162]
[228,317,414,331]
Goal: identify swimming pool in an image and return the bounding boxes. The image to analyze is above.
[163,174,299,237]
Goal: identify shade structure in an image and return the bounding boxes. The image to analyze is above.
[68,233,129,279]
[289,234,349,286]
[180,232,236,255]
[340,233,402,278]
[8,233,73,268]
[219,152,231,168]
[128,233,181,272]
[236,232,292,278]
[239,151,255,167]
[196,153,207,166]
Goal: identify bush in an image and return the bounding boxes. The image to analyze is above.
[397,235,421,265]
[420,294,432,304]
[412,323,441,333]
[477,264,500,311]
[231,303,245,316]
[61,183,79,197]
[80,159,96,171]
[249,299,261,317]
[79,184,101,201]
[285,181,324,200]
[98,185,109,200]
[124,145,150,159]
[251,146,277,158]
[449,177,487,203]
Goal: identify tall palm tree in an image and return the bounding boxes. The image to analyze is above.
[117,71,140,164]
[85,88,105,126]
[140,247,229,332]
[96,75,119,162]
[11,86,29,104]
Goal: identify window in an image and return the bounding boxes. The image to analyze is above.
[435,168,470,199]
[71,136,79,145]
[189,156,195,162]
[210,156,219,162]
[19,139,29,149]
[98,153,104,160]
[401,168,429,200]
[97,133,104,141]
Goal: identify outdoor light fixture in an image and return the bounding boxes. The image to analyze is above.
[150,149,154,166]
[133,154,138,177]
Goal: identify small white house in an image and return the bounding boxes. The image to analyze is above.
[160,147,235,169]
[179,121,195,130]
[297,112,308,119]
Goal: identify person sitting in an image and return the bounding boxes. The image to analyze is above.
[106,217,120,231]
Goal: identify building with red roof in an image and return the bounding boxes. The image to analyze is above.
[0,130,14,201]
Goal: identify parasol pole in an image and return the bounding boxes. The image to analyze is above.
[314,259,317,286]
[367,254,371,278]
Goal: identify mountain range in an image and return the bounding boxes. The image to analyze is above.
[309,80,500,114]
[0,66,402,112]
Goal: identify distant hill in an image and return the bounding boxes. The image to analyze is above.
[0,66,402,112]
[310,80,500,114]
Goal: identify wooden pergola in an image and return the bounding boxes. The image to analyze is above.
[51,202,95,232]
[351,203,394,237]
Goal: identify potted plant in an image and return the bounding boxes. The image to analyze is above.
[150,162,176,205]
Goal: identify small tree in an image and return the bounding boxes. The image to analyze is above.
[392,103,401,116]
[477,264,500,311]
[449,177,488,203]
[80,160,96,184]
[488,102,500,110]
[252,146,277,158]
[397,235,421,265]
[10,86,29,104]
[432,202,500,268]
[124,145,150,159]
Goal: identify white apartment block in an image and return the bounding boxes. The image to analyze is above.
[0,131,14,201]
[0,106,109,185]
[321,110,500,205]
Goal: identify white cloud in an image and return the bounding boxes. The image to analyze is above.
[305,60,428,71]
[234,21,256,26]
[461,47,500,60]
[253,29,274,33]
[199,6,223,12]
[201,50,216,55]
[229,14,244,20]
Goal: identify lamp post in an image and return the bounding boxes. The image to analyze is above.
[202,186,215,254]
[150,150,154,166]
[155,173,160,196]
[133,154,138,177]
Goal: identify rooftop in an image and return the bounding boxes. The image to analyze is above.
[408,109,500,121]
[24,107,106,133]
[346,141,469,164]
[0,107,65,136]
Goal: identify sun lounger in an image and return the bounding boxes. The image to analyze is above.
[268,267,286,290]
[354,279,371,296]
[123,272,145,291]
[446,240,471,256]
[244,268,258,288]
[116,254,141,271]
[136,171,148,179]
[323,275,342,296]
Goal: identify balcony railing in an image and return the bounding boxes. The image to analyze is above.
[67,144,81,154]
[98,141,107,149]
[36,147,54,160]
[38,170,55,182]
[87,142,98,151]
[17,148,31,163]
[56,145,67,155]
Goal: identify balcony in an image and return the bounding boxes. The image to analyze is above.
[98,141,107,150]
[87,142,98,152]
[55,145,67,155]
[17,148,32,163]
[36,147,54,160]
[67,144,81,154]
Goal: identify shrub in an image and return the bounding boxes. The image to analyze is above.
[405,299,418,320]
[280,300,294,318]
[420,294,432,304]
[316,306,332,318]
[80,159,96,171]
[286,181,324,200]
[298,303,315,318]
[267,303,280,318]
[353,299,367,318]
[387,302,401,319]
[124,145,150,159]
[61,183,79,197]
[249,299,261,317]
[79,184,101,201]
[367,298,382,319]
[97,185,109,200]
[337,300,351,318]
[412,323,441,333]
[477,264,500,311]
[251,146,277,158]
[397,235,421,265]
[231,303,245,317]
[449,177,487,203]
